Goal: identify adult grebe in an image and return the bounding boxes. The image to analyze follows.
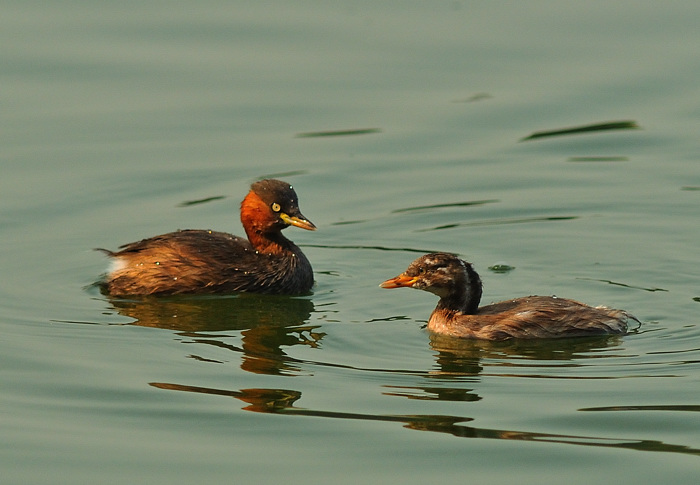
[99,179,315,296]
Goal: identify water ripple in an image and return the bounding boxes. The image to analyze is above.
[149,382,700,457]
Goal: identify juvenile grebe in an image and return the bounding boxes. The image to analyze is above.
[380,253,636,340]
[98,179,315,296]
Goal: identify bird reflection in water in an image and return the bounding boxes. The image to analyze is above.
[107,293,324,375]
[428,332,629,366]
[380,333,627,403]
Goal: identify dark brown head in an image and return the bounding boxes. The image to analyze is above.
[380,252,483,314]
[240,179,316,239]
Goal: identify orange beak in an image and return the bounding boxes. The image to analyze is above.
[379,273,418,289]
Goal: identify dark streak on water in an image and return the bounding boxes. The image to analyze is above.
[150,382,700,457]
[520,120,640,141]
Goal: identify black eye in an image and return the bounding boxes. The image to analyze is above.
[271,203,281,212]
[418,267,425,274]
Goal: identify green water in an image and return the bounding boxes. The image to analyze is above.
[3,2,700,484]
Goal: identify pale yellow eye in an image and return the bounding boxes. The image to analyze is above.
[271,203,281,212]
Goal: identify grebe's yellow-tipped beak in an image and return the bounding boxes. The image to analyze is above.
[280,213,317,231]
[379,273,418,289]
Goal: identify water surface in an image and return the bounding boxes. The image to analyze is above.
[2,2,700,484]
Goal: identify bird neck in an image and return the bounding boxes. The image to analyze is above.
[249,229,295,255]
[436,264,483,315]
